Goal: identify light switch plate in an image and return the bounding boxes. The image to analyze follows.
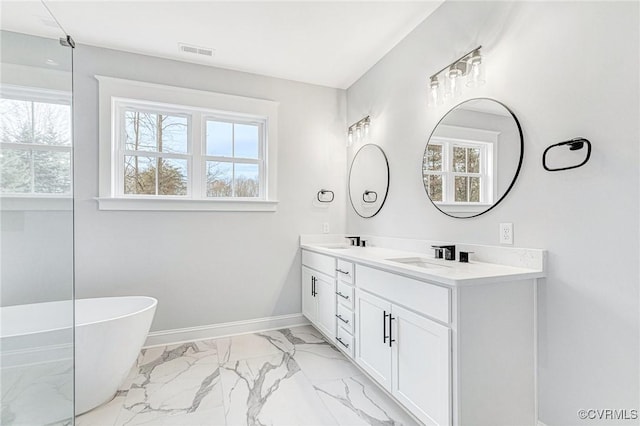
[322,222,330,234]
[500,223,513,245]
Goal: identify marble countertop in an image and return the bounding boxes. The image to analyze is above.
[300,243,546,287]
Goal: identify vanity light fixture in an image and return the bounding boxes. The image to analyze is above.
[428,46,485,107]
[347,116,371,147]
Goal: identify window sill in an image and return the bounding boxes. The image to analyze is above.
[95,197,278,212]
[1,196,72,211]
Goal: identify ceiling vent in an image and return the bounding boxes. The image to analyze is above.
[178,43,214,58]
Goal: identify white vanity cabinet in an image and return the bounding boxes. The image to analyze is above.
[356,267,451,426]
[301,244,539,426]
[301,251,336,339]
[355,264,536,426]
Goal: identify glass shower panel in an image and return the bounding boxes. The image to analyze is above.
[0,3,74,425]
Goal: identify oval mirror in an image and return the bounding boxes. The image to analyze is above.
[423,98,523,218]
[349,144,389,218]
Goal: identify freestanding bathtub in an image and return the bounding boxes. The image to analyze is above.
[75,296,157,414]
[0,296,157,419]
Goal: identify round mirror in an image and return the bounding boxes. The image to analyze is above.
[349,144,389,218]
[423,98,523,218]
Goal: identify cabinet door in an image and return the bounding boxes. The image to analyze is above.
[302,267,317,323]
[314,272,336,338]
[355,290,392,391]
[392,304,451,426]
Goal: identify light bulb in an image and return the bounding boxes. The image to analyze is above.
[466,50,485,88]
[356,124,362,140]
[347,128,353,146]
[363,120,370,137]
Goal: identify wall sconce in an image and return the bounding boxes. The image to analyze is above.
[347,116,370,147]
[428,46,485,107]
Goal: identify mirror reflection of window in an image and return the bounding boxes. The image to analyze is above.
[423,138,492,205]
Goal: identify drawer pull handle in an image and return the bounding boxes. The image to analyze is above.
[336,314,350,324]
[388,315,396,347]
[336,269,351,275]
[336,337,350,349]
[383,311,389,344]
[336,291,350,300]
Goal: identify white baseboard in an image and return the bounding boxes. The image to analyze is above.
[144,313,310,348]
[537,421,549,426]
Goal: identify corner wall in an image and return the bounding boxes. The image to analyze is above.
[73,46,347,332]
[345,1,639,424]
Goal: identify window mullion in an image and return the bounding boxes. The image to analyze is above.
[191,114,202,199]
[231,123,236,197]
[155,157,159,195]
[30,101,35,193]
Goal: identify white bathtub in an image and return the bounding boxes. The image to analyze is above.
[0,296,157,418]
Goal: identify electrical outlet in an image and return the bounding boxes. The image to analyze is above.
[499,223,513,245]
[322,222,330,234]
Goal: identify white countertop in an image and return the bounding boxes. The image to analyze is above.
[301,243,545,287]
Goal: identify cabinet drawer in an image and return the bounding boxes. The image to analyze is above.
[302,250,336,277]
[357,265,450,324]
[335,303,354,334]
[335,259,354,284]
[336,326,354,358]
[336,280,354,309]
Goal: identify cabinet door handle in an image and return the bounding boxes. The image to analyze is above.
[336,314,349,324]
[336,291,350,300]
[388,315,396,347]
[383,310,389,344]
[336,337,350,349]
[336,269,350,275]
[311,276,316,297]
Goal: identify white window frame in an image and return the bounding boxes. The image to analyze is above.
[0,84,73,211]
[96,76,279,211]
[425,124,499,214]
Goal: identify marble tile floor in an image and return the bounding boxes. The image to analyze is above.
[76,325,419,426]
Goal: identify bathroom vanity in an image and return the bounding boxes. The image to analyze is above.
[300,235,546,426]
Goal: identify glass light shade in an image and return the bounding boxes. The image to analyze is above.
[347,128,354,146]
[355,124,362,140]
[428,76,443,107]
[363,120,370,137]
[446,66,463,99]
[466,51,485,88]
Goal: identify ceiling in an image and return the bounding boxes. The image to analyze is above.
[0,1,443,89]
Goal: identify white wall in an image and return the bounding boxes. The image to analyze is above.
[346,1,639,425]
[73,45,347,331]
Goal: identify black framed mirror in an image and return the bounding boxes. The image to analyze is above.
[349,144,389,218]
[422,98,523,218]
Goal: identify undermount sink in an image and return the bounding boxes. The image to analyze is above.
[317,243,352,250]
[386,257,451,269]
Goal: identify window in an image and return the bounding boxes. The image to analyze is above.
[122,108,190,197]
[97,76,278,211]
[204,118,263,198]
[424,137,493,206]
[0,86,72,196]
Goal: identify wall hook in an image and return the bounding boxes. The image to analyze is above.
[543,137,591,171]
